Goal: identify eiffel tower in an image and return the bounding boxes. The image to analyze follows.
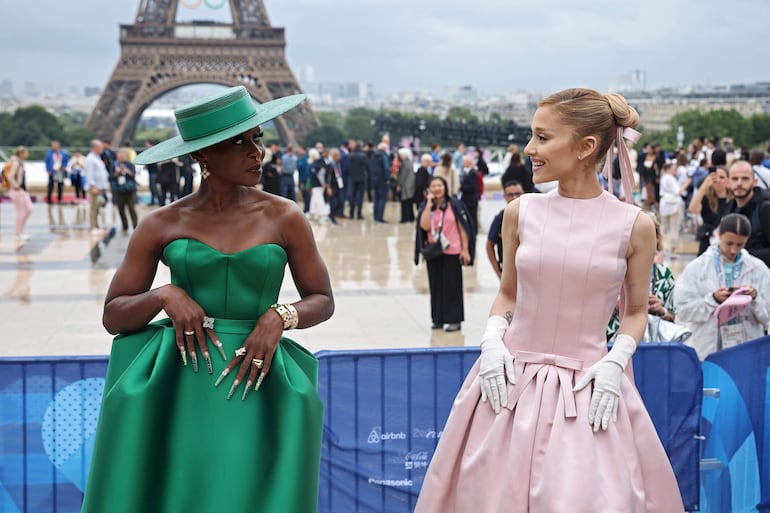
[86,0,317,148]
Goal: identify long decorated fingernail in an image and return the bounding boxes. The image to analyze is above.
[241,380,253,401]
[190,352,199,373]
[179,347,188,366]
[227,380,240,400]
[214,368,230,387]
[254,373,265,392]
[204,353,213,375]
[214,340,227,361]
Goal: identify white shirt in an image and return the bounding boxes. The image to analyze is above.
[753,165,770,189]
[85,151,109,190]
[659,173,683,217]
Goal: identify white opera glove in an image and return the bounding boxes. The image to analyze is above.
[479,316,516,414]
[573,334,637,432]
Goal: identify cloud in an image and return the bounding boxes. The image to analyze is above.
[0,0,768,95]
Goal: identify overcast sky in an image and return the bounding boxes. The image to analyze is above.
[1,0,768,97]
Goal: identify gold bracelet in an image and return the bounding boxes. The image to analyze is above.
[270,303,299,330]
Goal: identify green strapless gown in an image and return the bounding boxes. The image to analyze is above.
[81,240,323,513]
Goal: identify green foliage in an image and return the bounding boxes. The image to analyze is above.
[750,114,770,146]
[343,107,379,143]
[0,106,65,147]
[261,126,280,146]
[667,109,753,147]
[302,125,345,148]
[133,127,177,147]
[641,126,678,150]
[317,111,344,130]
[63,126,96,149]
[58,111,95,147]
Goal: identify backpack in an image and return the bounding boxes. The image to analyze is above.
[1,161,12,191]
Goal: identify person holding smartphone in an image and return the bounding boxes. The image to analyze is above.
[113,149,139,234]
[675,213,770,360]
[689,166,732,254]
[414,176,475,332]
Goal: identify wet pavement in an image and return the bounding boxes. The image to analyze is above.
[0,195,696,357]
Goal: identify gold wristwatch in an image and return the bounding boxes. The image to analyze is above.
[270,303,298,330]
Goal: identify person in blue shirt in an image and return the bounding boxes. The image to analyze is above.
[280,145,298,202]
[485,181,524,279]
[296,146,311,213]
[44,140,69,204]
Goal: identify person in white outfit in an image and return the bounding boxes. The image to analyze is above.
[675,213,770,360]
[307,148,329,221]
[658,162,686,258]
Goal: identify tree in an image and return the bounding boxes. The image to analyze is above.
[750,114,770,147]
[317,111,344,131]
[63,126,97,149]
[4,106,66,146]
[343,107,379,143]
[667,109,753,148]
[302,125,344,149]
[133,127,177,147]
[57,112,95,148]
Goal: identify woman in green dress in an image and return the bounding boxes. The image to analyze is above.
[81,86,334,513]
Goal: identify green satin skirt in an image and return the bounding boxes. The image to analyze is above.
[81,318,323,513]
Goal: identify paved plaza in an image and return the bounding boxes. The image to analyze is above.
[0,195,696,358]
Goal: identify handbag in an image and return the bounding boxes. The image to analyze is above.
[116,178,137,194]
[643,314,692,343]
[421,211,445,261]
[661,192,681,206]
[421,241,444,261]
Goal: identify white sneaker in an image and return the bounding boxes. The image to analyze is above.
[16,233,30,242]
[90,228,103,236]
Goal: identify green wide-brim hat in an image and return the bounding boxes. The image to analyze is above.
[135,86,306,165]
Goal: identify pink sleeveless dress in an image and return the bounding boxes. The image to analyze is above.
[414,190,684,513]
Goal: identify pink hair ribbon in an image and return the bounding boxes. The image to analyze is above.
[602,126,641,205]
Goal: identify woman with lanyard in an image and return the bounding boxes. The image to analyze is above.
[414,175,474,332]
[675,213,770,360]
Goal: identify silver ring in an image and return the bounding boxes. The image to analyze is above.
[252,358,264,369]
[202,316,215,329]
[183,330,195,336]
[234,347,247,357]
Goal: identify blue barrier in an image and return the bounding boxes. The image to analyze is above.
[702,335,770,513]
[0,345,701,513]
[0,357,108,513]
[317,343,702,513]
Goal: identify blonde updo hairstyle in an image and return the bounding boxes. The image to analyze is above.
[538,88,640,164]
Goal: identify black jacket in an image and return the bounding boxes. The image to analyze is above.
[729,187,770,266]
[460,169,480,208]
[349,150,370,185]
[414,196,476,266]
[413,166,431,204]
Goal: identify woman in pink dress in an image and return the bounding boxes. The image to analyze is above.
[414,88,685,513]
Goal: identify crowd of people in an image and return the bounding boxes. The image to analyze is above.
[6,111,770,362]
[2,138,201,239]
[7,84,765,512]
